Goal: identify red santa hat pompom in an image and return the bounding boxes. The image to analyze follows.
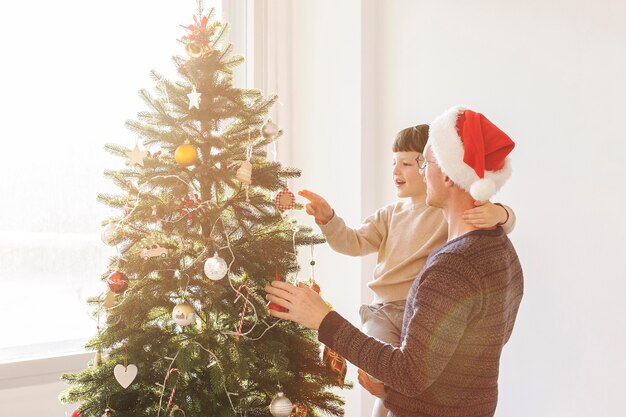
[428,105,515,201]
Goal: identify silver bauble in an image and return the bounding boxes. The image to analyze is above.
[203,252,228,281]
[269,392,293,417]
[261,119,280,140]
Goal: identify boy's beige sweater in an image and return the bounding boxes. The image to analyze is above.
[318,201,515,303]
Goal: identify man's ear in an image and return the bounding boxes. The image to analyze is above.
[444,175,455,188]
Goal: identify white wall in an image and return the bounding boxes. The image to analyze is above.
[283,0,626,416]
[369,1,626,416]
[287,1,366,416]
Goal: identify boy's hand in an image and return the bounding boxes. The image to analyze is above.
[265,281,331,330]
[357,369,386,397]
[298,189,334,225]
[462,201,508,228]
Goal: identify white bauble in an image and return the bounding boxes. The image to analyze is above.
[203,252,228,281]
[101,221,118,245]
[269,392,293,417]
[172,302,195,326]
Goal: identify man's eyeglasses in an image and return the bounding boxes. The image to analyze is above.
[416,155,436,170]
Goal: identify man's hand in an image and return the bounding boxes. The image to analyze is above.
[357,369,386,397]
[265,280,331,330]
[298,189,334,225]
[462,201,507,228]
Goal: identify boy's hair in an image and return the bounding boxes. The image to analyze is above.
[392,124,429,153]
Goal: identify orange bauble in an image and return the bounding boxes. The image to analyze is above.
[175,142,198,166]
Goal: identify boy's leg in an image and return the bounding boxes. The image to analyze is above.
[359,301,406,417]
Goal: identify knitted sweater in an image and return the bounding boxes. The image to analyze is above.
[319,228,524,417]
[319,201,516,303]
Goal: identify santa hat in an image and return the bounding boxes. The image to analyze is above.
[428,105,515,201]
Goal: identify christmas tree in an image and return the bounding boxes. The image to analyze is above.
[61,5,346,417]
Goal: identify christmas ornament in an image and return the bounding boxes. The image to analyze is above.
[290,403,308,417]
[185,43,204,58]
[71,410,82,417]
[114,344,137,389]
[233,141,254,201]
[269,392,293,417]
[101,221,118,245]
[235,284,251,340]
[275,187,296,211]
[203,252,228,280]
[323,346,347,388]
[141,243,168,260]
[309,278,320,294]
[107,271,129,294]
[94,350,102,367]
[104,289,116,308]
[164,368,181,413]
[262,119,280,140]
[309,244,317,285]
[236,160,252,185]
[172,302,195,326]
[114,363,137,388]
[175,141,199,166]
[126,144,148,167]
[102,409,112,417]
[187,85,201,110]
[183,15,218,58]
[179,193,202,219]
[268,271,288,313]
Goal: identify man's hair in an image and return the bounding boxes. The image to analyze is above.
[392,124,429,153]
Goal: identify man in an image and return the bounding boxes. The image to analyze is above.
[265,105,524,417]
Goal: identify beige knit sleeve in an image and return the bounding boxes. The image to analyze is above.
[499,204,517,234]
[317,207,389,256]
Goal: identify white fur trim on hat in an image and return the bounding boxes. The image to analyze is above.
[428,105,512,200]
[470,178,496,202]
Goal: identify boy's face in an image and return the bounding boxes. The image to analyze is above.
[392,151,426,199]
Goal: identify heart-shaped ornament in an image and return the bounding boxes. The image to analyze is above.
[113,364,137,388]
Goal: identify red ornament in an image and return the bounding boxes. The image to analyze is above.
[275,187,296,211]
[107,271,129,294]
[323,346,347,387]
[290,403,308,417]
[308,278,320,294]
[268,271,288,313]
[71,410,82,417]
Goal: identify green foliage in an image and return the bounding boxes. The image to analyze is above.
[61,6,344,417]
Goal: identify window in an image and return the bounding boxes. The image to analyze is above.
[0,0,254,362]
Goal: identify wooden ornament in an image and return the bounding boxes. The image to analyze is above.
[114,364,138,389]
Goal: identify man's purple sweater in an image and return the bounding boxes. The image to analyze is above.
[319,227,523,417]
